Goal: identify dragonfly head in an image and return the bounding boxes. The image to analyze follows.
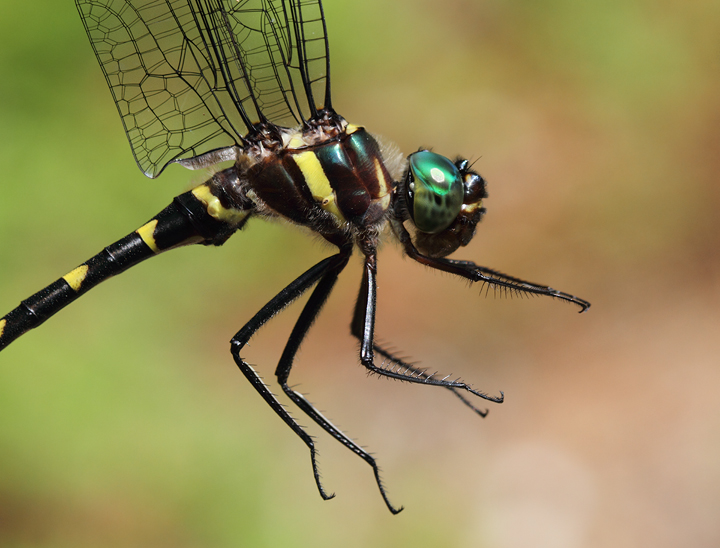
[400,151,487,258]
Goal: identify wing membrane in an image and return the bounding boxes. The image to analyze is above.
[76,0,331,178]
[221,0,330,122]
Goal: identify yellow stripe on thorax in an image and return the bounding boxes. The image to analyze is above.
[62,265,89,292]
[293,151,346,223]
[192,184,249,225]
[0,319,6,338]
[374,158,392,210]
[461,202,482,214]
[286,132,306,149]
[136,220,160,254]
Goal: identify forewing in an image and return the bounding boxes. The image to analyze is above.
[76,0,331,178]
[222,0,331,125]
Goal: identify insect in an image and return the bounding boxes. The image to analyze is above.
[0,0,590,513]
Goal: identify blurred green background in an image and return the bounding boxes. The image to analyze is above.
[1,1,719,546]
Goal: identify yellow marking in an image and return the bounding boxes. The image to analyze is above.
[374,159,392,210]
[345,124,360,134]
[136,220,160,254]
[62,265,89,292]
[245,189,259,204]
[462,202,482,214]
[374,159,389,196]
[0,319,6,339]
[192,185,249,225]
[286,132,306,149]
[293,151,346,223]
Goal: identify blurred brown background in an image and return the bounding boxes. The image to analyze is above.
[1,1,718,546]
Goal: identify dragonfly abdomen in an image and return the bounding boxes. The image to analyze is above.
[0,179,251,351]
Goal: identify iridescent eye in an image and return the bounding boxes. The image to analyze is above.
[405,151,464,233]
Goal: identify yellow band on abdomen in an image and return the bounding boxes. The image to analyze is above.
[62,265,89,292]
[191,184,249,225]
[136,220,160,253]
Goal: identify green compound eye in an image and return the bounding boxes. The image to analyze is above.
[406,150,464,234]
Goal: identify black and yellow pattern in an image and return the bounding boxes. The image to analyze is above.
[1,0,590,514]
[250,126,393,231]
[0,180,248,351]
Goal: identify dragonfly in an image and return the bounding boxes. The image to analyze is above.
[0,0,590,513]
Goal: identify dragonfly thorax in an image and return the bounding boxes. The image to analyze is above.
[219,124,396,241]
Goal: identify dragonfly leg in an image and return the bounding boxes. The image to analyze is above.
[351,250,503,413]
[230,251,349,502]
[355,337,498,417]
[273,244,403,514]
[390,218,591,312]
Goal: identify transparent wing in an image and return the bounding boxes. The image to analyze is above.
[76,0,331,178]
[223,0,331,126]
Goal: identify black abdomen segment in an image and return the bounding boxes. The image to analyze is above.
[0,181,249,351]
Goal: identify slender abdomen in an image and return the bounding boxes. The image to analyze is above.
[0,176,250,351]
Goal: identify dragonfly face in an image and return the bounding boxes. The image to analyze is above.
[0,0,590,513]
[400,151,488,258]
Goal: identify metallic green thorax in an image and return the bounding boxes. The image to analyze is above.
[251,126,392,231]
[407,151,464,233]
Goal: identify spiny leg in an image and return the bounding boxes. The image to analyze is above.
[351,251,503,408]
[355,337,500,418]
[230,251,351,502]
[350,250,503,415]
[274,247,402,514]
[391,219,591,312]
